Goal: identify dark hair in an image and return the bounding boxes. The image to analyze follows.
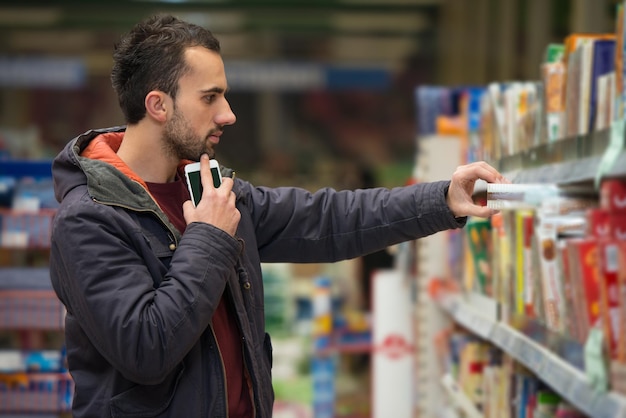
[111,14,221,124]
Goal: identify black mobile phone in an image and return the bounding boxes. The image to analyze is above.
[184,160,223,206]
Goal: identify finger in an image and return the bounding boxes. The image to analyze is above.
[468,162,506,184]
[219,176,235,193]
[483,164,509,184]
[471,162,499,179]
[182,199,196,223]
[475,162,509,184]
[469,204,499,219]
[182,200,194,211]
[200,154,216,191]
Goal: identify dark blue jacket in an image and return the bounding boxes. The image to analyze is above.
[49,126,464,417]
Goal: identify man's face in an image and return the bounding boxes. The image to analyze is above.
[162,46,236,161]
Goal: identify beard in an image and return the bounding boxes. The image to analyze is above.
[162,107,215,161]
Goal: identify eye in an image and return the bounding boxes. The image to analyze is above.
[205,94,217,104]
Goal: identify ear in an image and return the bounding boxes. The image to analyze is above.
[145,91,168,122]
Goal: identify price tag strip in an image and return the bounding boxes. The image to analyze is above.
[595,118,626,189]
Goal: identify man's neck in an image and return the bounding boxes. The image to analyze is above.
[117,124,179,183]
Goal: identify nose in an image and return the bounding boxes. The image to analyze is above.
[216,99,236,126]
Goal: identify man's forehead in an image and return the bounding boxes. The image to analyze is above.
[180,47,227,87]
[184,46,222,65]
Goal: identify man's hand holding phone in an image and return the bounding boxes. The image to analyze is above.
[183,154,240,236]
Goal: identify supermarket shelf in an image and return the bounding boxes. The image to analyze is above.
[0,372,72,414]
[507,152,626,186]
[1,157,69,416]
[0,267,64,330]
[0,267,54,290]
[0,289,64,330]
[492,129,626,186]
[439,293,626,418]
[441,373,484,418]
[0,208,55,249]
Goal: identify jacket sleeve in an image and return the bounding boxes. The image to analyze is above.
[238,179,465,263]
[49,190,241,384]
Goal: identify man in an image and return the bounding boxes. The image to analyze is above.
[49,13,506,418]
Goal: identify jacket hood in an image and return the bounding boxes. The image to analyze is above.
[52,126,128,204]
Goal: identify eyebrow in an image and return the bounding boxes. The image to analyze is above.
[200,86,229,94]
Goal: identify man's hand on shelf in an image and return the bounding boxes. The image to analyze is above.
[446,161,509,218]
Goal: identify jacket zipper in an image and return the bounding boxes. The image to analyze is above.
[233,262,256,417]
[241,336,257,418]
[208,323,229,418]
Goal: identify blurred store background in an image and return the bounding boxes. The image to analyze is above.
[1,0,614,187]
[0,1,619,417]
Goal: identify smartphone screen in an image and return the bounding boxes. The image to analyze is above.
[210,166,222,188]
[187,169,203,206]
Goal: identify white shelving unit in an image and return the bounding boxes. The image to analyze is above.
[413,135,463,418]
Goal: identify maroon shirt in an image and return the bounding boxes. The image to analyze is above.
[146,175,253,418]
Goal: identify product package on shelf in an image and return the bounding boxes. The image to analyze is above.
[619,2,626,119]
[0,208,55,249]
[615,3,624,120]
[465,217,492,296]
[514,209,538,322]
[613,240,626,396]
[490,212,513,323]
[595,179,626,395]
[414,85,454,137]
[566,237,602,344]
[562,33,617,138]
[542,56,566,142]
[535,193,597,336]
[486,81,545,159]
[589,39,617,133]
[535,213,567,334]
